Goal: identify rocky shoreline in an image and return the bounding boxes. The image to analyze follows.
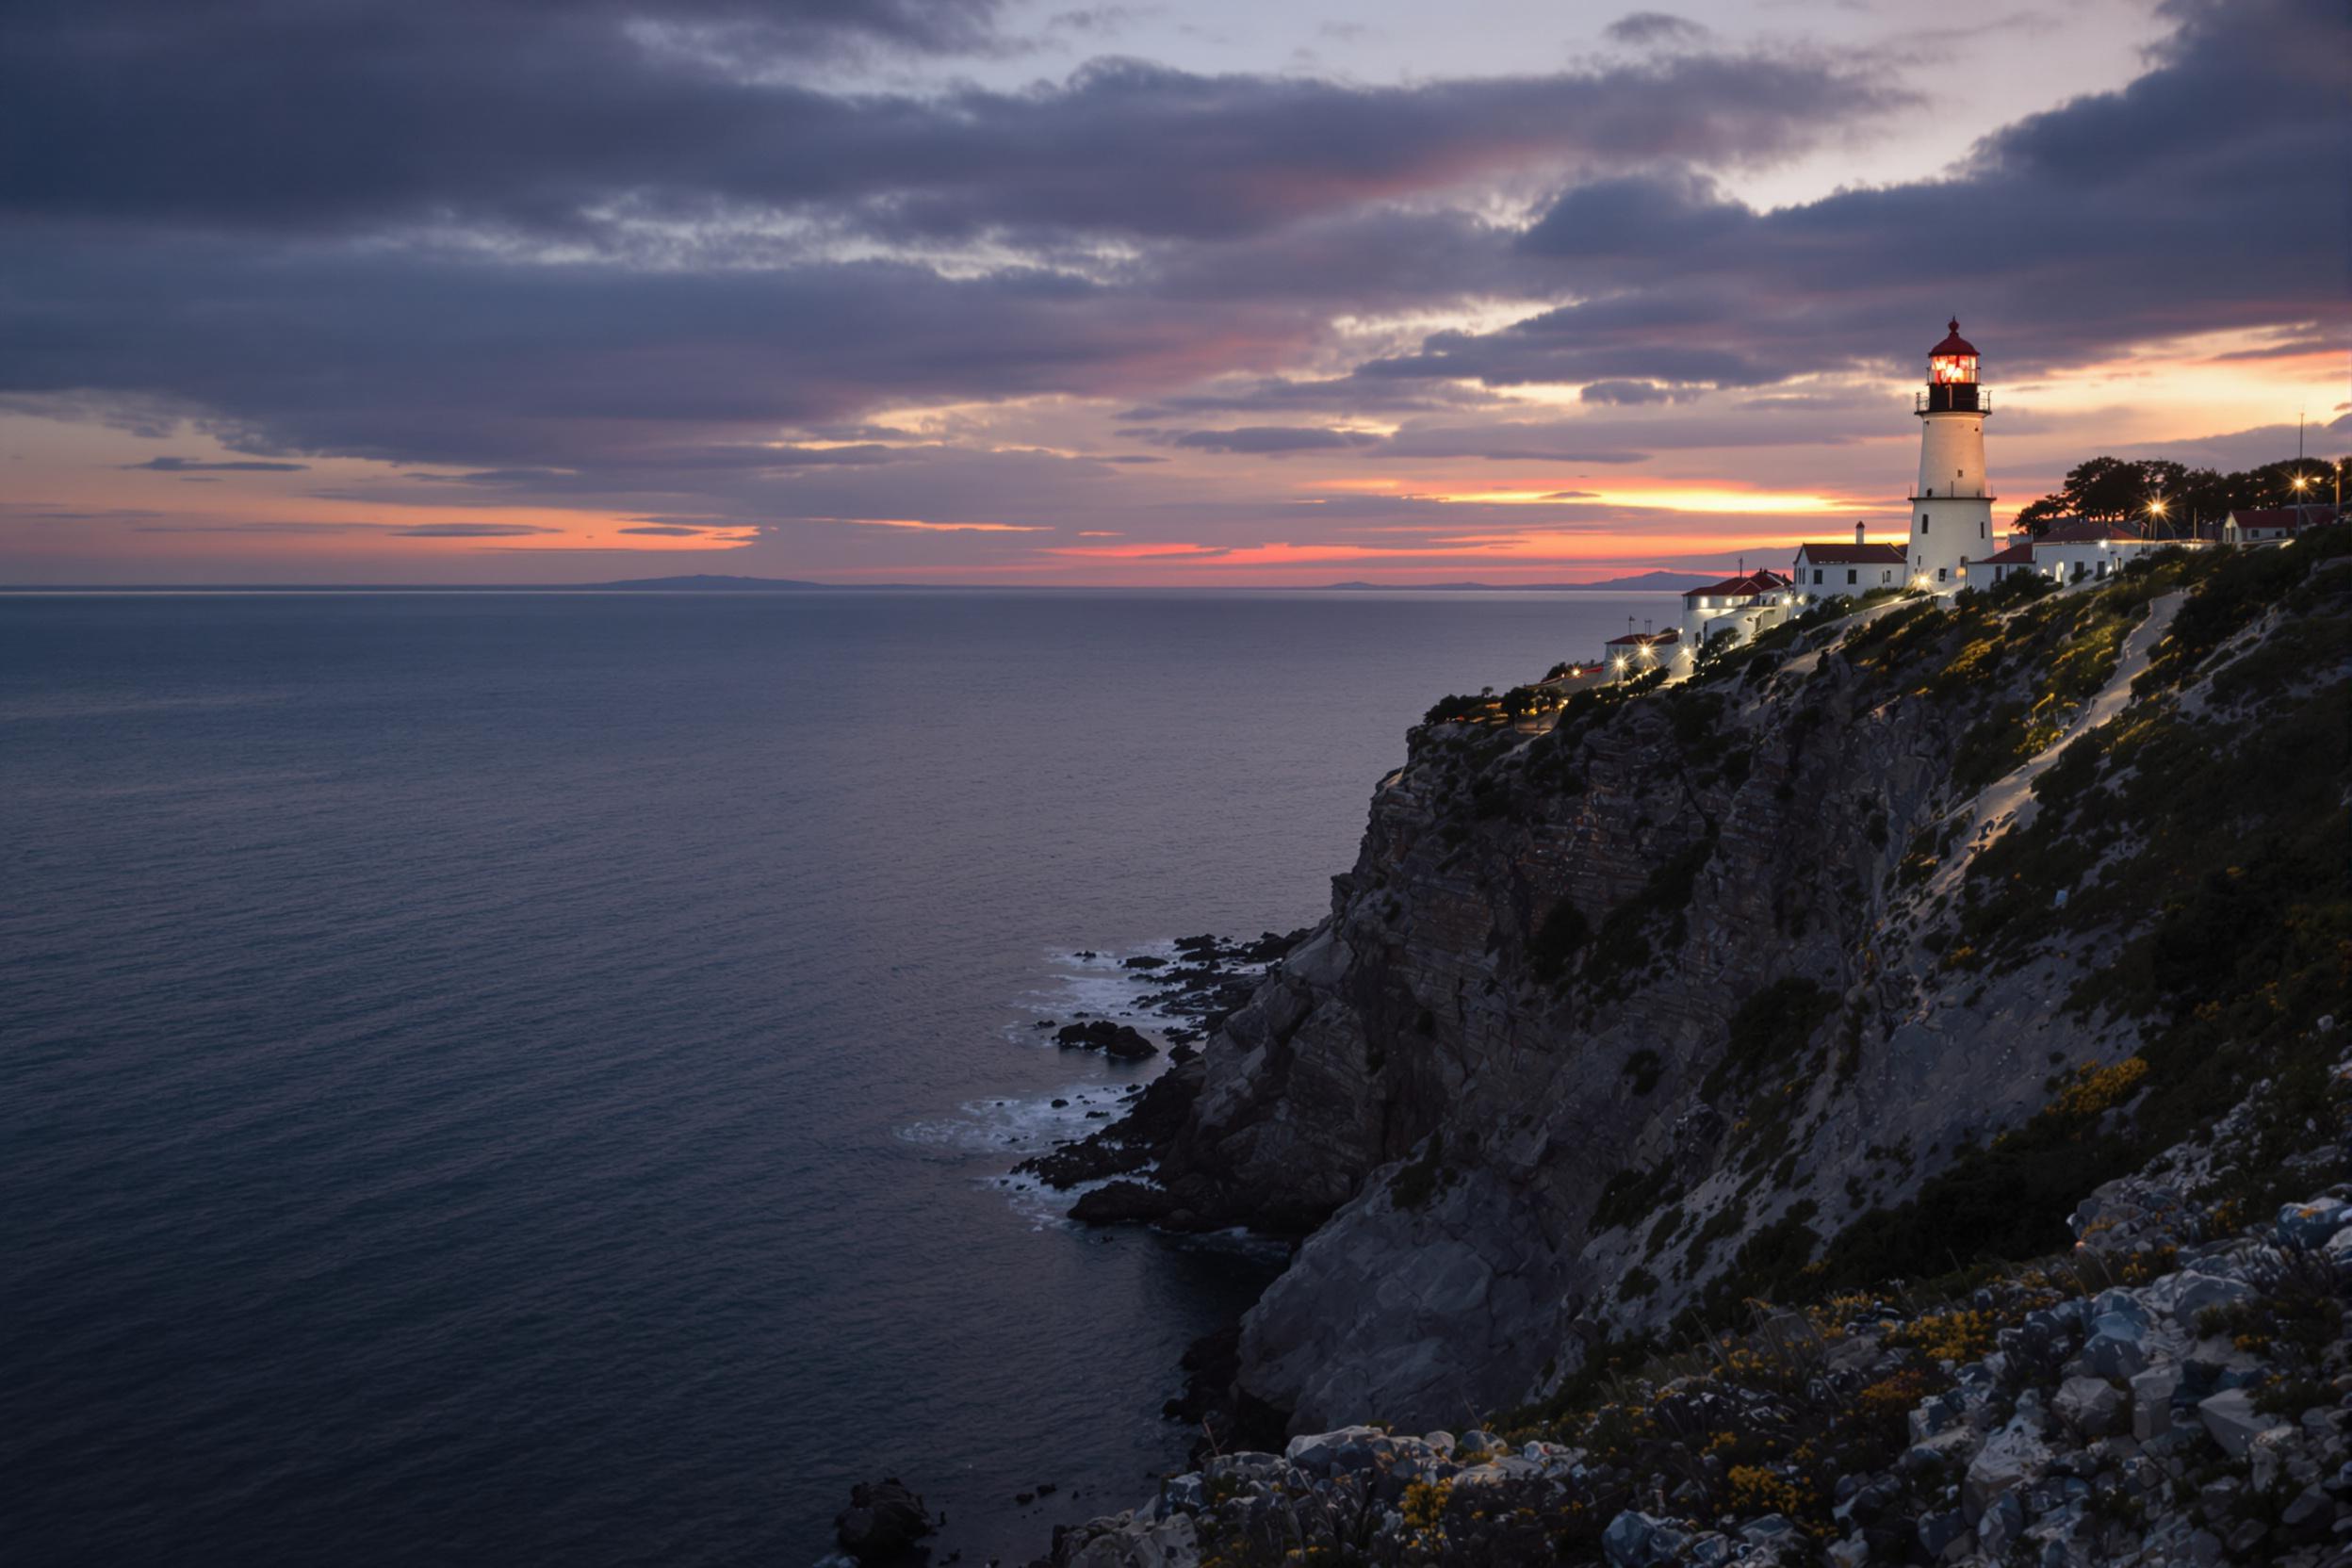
[1011,929,1305,1213]
[839,539,2352,1568]
[1036,1077,2352,1567]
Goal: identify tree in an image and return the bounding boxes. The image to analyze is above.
[2013,451,2347,536]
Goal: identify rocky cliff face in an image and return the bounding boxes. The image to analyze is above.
[1080,533,2351,1437]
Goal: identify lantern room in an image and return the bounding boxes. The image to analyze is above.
[1924,318,1981,411]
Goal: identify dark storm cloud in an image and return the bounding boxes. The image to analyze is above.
[122,455,311,472]
[1604,12,1708,46]
[0,0,2337,534]
[1372,0,2348,393]
[0,241,1294,466]
[0,3,1895,243]
[1158,427,1384,455]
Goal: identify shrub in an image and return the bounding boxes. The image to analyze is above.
[1528,899,1592,980]
[1705,978,1837,1098]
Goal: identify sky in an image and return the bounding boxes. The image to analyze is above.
[0,0,2344,585]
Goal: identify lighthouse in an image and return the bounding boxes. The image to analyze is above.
[1908,318,1994,592]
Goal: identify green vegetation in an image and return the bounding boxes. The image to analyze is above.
[2014,452,2343,535]
[1390,1132,1460,1211]
[1622,1048,1664,1096]
[1527,899,1591,982]
[1591,1160,1680,1233]
[1704,978,1837,1100]
[1582,831,1719,1003]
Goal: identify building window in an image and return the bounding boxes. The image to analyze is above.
[1937,567,1948,581]
[1846,569,1857,585]
[1919,515,1930,531]
[1979,521,1986,538]
[1812,569,1822,584]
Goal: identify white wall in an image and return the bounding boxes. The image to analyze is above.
[2035,538,2169,585]
[1909,411,1993,592]
[1788,555,1900,605]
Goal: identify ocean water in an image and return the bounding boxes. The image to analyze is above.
[0,588,1675,1566]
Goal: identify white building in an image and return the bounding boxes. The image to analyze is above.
[2033,518,2173,584]
[2225,506,2335,545]
[1908,319,1996,592]
[1680,568,1793,650]
[1604,628,1680,679]
[1977,536,2037,585]
[1790,524,1906,604]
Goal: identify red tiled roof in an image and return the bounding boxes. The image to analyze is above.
[1605,629,1680,647]
[1931,318,1978,358]
[2037,517,2150,545]
[1682,568,1792,599]
[2227,507,2331,531]
[1792,542,1906,564]
[1978,541,2035,565]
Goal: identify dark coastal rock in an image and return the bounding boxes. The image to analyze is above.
[1120,955,1168,970]
[1090,568,2352,1436]
[1013,1056,1204,1191]
[1164,1323,1291,1465]
[1069,1180,1173,1224]
[1053,1021,1156,1058]
[834,1478,935,1560]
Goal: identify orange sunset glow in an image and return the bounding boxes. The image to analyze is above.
[0,0,2339,587]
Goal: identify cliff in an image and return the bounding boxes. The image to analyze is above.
[1056,529,2351,1438]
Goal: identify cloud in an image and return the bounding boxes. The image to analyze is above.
[390,522,563,536]
[617,524,711,535]
[825,516,1049,531]
[122,454,310,471]
[1604,12,1708,46]
[0,7,1899,244]
[0,0,2339,583]
[1160,426,1384,455]
[1580,381,1702,406]
[1365,0,2348,393]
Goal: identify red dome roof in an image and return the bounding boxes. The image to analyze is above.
[1931,318,1978,357]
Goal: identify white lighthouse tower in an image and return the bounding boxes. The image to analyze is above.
[1908,318,1994,592]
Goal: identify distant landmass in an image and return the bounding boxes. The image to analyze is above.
[1319,570,1715,593]
[6,570,1720,594]
[589,573,830,590]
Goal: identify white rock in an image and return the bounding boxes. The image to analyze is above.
[2250,1426,2306,1494]
[2167,1271,2254,1326]
[2054,1375,2126,1438]
[2131,1364,2181,1441]
[1963,1417,2051,1524]
[2198,1387,2288,1460]
[1062,1511,1200,1568]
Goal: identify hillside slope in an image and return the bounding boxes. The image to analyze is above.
[1057,531,2351,1436]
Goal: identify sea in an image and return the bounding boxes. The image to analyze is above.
[0,587,1677,1566]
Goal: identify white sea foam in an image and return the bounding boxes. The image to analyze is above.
[912,939,1279,1226]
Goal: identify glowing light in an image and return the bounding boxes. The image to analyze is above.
[833,517,1048,533]
[1292,479,1852,514]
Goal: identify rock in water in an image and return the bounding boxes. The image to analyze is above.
[1053,1020,1158,1058]
[834,1478,935,1560]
